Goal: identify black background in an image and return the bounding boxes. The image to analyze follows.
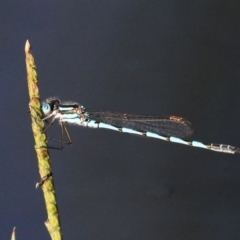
[1,1,240,239]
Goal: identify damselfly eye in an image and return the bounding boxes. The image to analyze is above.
[42,103,51,115]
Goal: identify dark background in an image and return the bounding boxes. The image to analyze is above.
[1,1,240,239]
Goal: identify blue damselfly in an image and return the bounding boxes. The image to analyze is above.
[42,98,240,154]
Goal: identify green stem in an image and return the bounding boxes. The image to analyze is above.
[25,40,62,240]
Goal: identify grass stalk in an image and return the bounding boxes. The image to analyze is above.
[25,40,62,240]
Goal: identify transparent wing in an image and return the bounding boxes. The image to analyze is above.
[87,111,193,138]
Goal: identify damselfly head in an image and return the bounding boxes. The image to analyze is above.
[42,98,61,116]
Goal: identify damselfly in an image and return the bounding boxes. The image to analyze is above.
[41,98,240,154]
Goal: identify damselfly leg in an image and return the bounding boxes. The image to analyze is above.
[59,121,73,148]
[43,121,73,150]
[39,103,73,149]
